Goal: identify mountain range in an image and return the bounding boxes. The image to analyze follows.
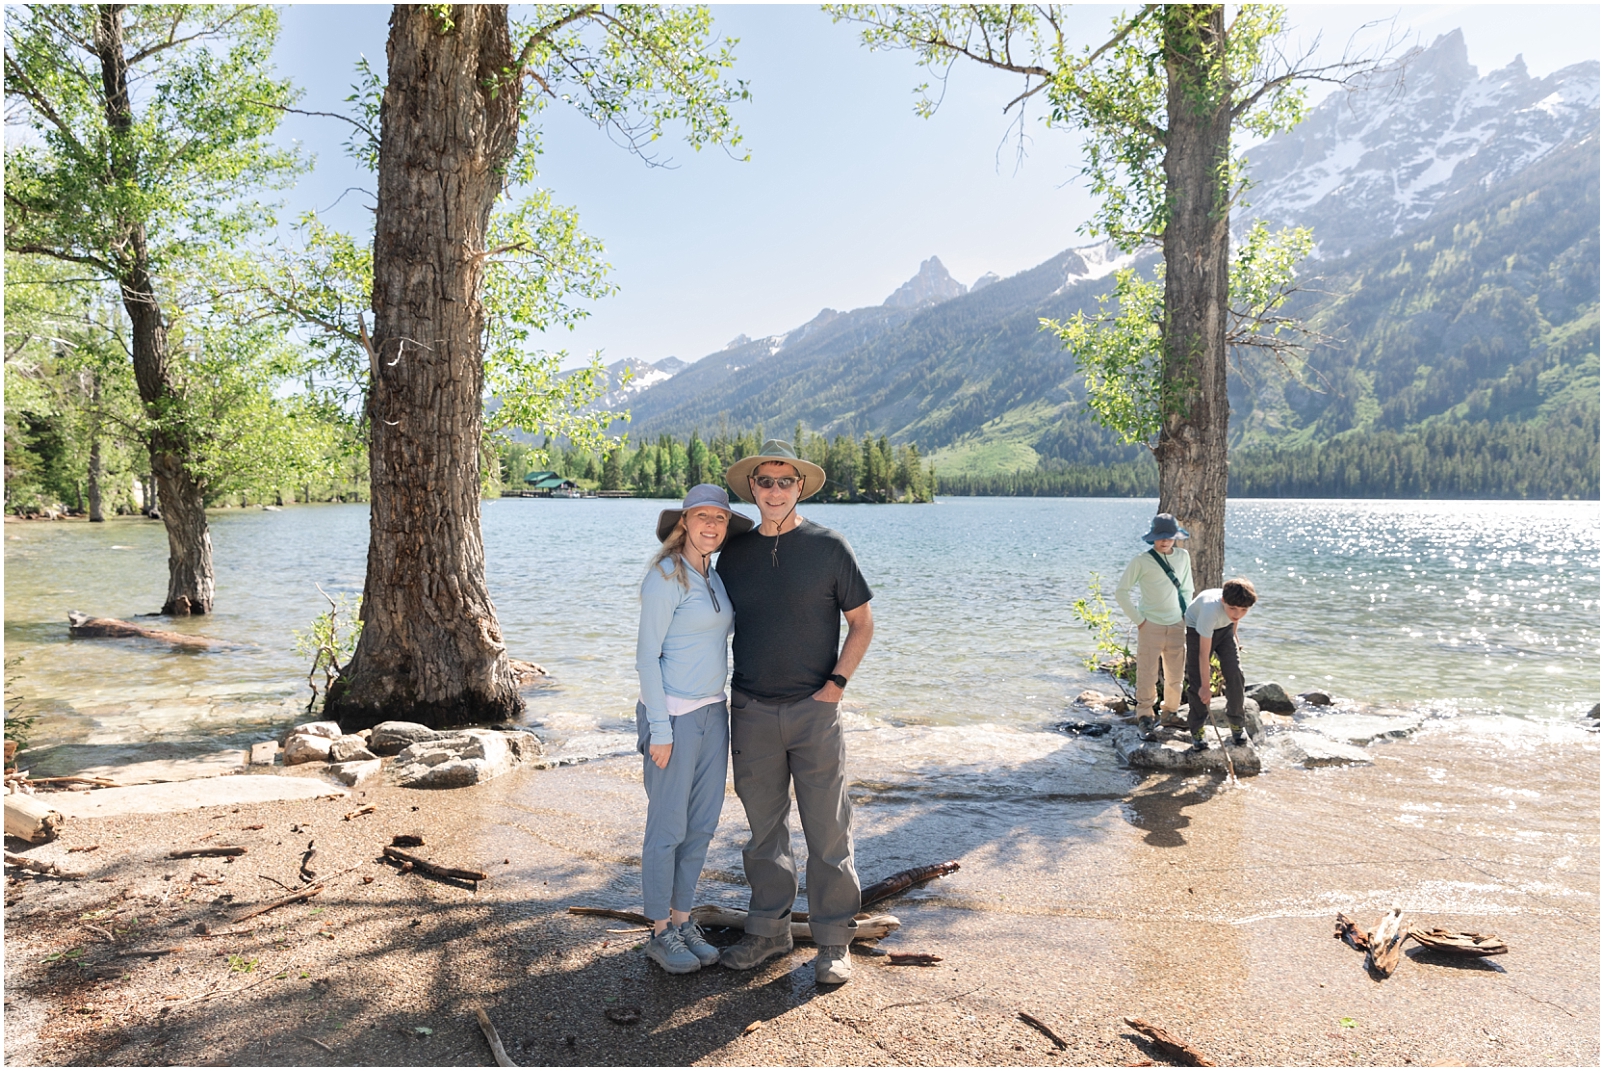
[607,31,1599,491]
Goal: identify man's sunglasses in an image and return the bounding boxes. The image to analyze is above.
[750,475,799,489]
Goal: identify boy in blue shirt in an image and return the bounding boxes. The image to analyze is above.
[1182,578,1258,751]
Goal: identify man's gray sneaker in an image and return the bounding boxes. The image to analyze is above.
[678,919,720,967]
[719,930,793,970]
[646,927,701,974]
[814,944,852,985]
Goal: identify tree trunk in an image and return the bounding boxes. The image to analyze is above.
[87,378,104,523]
[94,4,214,614]
[325,4,524,731]
[1156,5,1232,591]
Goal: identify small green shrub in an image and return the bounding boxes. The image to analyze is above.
[1070,574,1135,698]
[292,587,362,714]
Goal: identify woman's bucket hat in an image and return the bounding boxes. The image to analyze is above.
[723,439,828,504]
[1142,513,1190,544]
[656,484,754,543]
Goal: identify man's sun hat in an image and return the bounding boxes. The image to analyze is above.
[656,484,755,543]
[723,439,827,504]
[1142,513,1190,544]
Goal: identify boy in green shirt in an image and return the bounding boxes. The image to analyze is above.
[1113,514,1194,736]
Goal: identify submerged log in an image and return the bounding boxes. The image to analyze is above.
[1408,928,1508,957]
[1124,1017,1215,1067]
[860,860,961,909]
[67,611,229,650]
[5,793,64,844]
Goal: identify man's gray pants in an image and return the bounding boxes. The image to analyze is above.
[729,690,860,946]
[635,700,729,921]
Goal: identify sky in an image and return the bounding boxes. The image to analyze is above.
[270,4,1601,369]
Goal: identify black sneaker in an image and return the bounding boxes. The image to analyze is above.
[1231,729,1246,747]
[1188,736,1209,753]
[1137,715,1158,742]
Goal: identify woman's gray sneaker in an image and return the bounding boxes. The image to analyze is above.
[719,930,793,970]
[678,919,720,966]
[646,927,702,974]
[814,945,852,984]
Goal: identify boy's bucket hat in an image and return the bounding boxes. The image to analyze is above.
[1142,513,1190,544]
[656,484,754,543]
[723,439,828,504]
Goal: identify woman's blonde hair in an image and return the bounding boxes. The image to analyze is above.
[648,518,693,591]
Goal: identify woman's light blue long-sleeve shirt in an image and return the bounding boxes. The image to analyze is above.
[635,558,734,746]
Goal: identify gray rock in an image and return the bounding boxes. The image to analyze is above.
[1300,713,1421,747]
[1587,703,1600,722]
[392,729,515,789]
[1208,696,1263,740]
[502,731,544,765]
[1299,691,1334,706]
[1266,731,1372,768]
[368,721,441,756]
[1247,682,1297,714]
[326,758,381,787]
[282,732,335,766]
[281,720,341,747]
[328,734,378,763]
[1111,724,1261,776]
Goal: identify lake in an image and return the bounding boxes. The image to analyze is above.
[4,496,1597,760]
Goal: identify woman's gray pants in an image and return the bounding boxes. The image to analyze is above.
[636,700,729,921]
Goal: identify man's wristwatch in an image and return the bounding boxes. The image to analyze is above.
[827,673,848,689]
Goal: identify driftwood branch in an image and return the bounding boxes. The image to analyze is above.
[21,775,119,788]
[476,1008,517,1068]
[1367,906,1405,976]
[1019,1011,1068,1049]
[1124,1017,1215,1066]
[887,952,943,966]
[4,849,84,879]
[231,883,324,924]
[1408,928,1508,957]
[5,794,65,843]
[382,846,488,882]
[168,846,247,859]
[1334,912,1370,950]
[568,906,651,925]
[566,904,902,942]
[860,860,961,909]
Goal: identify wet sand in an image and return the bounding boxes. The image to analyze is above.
[4,724,1597,1066]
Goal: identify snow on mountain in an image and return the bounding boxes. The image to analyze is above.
[587,356,687,410]
[1245,29,1599,255]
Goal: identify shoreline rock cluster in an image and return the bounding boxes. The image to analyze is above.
[277,719,544,789]
[1067,680,1431,775]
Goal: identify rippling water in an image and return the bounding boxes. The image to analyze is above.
[3,497,1597,752]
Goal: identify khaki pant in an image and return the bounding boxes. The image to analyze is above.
[1136,621,1186,713]
[729,690,860,946]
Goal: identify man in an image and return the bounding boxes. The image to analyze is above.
[715,440,874,985]
[1182,577,1258,751]
[1113,513,1194,736]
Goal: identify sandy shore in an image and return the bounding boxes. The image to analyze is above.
[4,722,1597,1067]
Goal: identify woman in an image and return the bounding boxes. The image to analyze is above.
[635,483,753,974]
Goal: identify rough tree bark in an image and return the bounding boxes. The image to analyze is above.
[1156,6,1232,591]
[93,5,214,613]
[324,4,524,731]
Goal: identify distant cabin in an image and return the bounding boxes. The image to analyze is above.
[521,471,581,498]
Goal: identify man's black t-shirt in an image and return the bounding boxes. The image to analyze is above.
[716,517,873,703]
